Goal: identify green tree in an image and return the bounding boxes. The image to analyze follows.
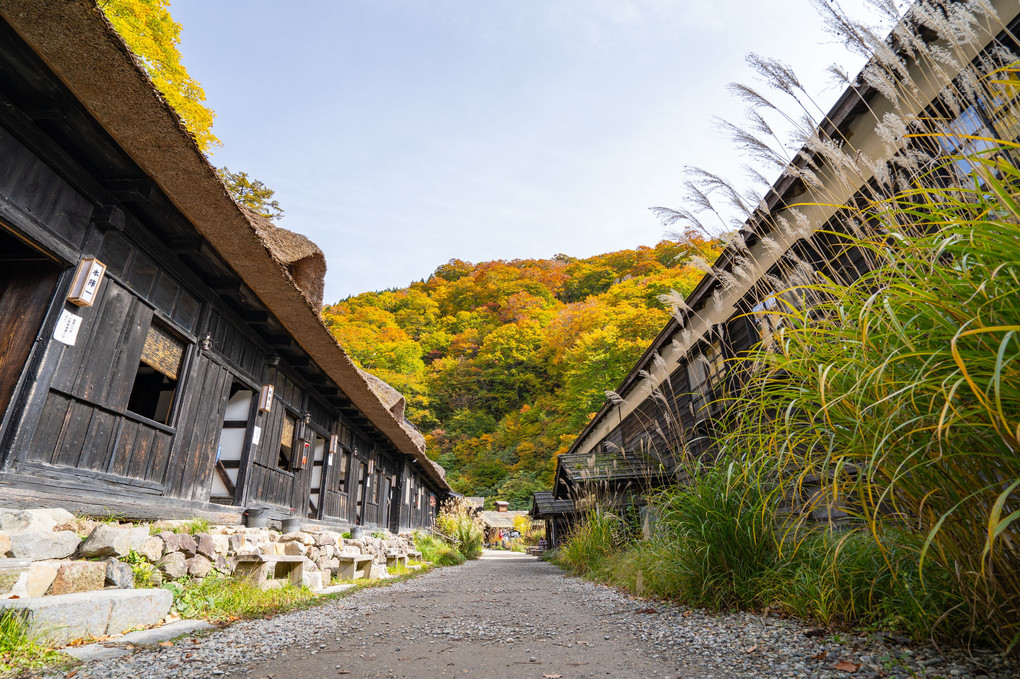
[217,167,285,222]
[99,0,219,153]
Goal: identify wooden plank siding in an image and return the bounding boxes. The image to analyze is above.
[0,19,449,530]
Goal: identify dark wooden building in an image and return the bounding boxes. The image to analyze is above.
[542,0,1020,515]
[529,492,574,547]
[0,1,448,531]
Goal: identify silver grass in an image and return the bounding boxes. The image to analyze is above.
[747,52,803,98]
[658,289,691,314]
[714,267,740,292]
[727,82,780,112]
[762,236,784,256]
[689,255,715,275]
[862,63,902,107]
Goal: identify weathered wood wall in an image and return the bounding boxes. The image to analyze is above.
[0,18,446,531]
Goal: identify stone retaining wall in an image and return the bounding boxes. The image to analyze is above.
[1,507,420,598]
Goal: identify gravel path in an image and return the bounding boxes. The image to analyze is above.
[66,551,1016,679]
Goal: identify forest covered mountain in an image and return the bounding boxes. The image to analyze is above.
[322,236,720,507]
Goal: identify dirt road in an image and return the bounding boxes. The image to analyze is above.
[228,550,685,679]
[74,550,1014,679]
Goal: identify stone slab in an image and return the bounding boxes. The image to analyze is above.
[0,590,113,645]
[0,588,173,646]
[114,619,214,645]
[27,560,60,597]
[319,584,356,595]
[80,524,131,558]
[62,645,133,661]
[0,508,60,534]
[106,588,175,638]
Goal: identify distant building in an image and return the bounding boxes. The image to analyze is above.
[478,500,528,543]
[529,492,574,547]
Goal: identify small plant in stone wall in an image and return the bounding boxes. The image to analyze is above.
[122,548,160,588]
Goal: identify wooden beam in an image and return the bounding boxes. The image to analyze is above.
[209,277,242,295]
[103,178,155,202]
[20,94,72,120]
[168,237,204,255]
[240,310,270,325]
[89,204,125,232]
[286,355,310,369]
[266,334,293,349]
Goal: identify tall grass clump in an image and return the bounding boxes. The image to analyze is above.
[635,0,1020,650]
[652,463,780,609]
[722,149,1020,646]
[413,530,466,566]
[435,497,484,560]
[772,528,962,635]
[162,575,317,621]
[557,506,628,576]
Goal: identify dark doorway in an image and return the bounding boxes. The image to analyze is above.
[0,227,62,430]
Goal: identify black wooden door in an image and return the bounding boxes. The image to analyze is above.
[164,354,232,501]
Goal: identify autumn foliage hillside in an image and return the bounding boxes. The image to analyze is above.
[322,238,718,507]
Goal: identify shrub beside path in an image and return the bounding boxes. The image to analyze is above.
[66,550,1014,679]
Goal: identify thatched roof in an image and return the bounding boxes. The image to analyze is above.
[478,510,528,529]
[245,208,326,309]
[0,0,449,491]
[356,368,447,482]
[360,369,406,421]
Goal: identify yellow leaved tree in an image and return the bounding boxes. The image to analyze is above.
[99,0,219,153]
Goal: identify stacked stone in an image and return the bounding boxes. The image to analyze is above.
[2,507,421,599]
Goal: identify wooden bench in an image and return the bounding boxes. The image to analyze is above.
[233,554,306,589]
[336,554,374,581]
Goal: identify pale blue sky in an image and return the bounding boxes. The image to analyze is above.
[170,1,871,302]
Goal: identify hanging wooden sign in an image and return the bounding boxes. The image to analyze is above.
[258,384,274,412]
[67,257,106,307]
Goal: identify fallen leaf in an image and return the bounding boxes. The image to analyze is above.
[804,627,826,638]
[744,644,758,654]
[812,650,828,661]
[543,675,562,678]
[833,660,861,672]
[158,641,174,647]
[682,610,692,618]
[634,608,658,614]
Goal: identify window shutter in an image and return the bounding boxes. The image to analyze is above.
[140,322,184,380]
